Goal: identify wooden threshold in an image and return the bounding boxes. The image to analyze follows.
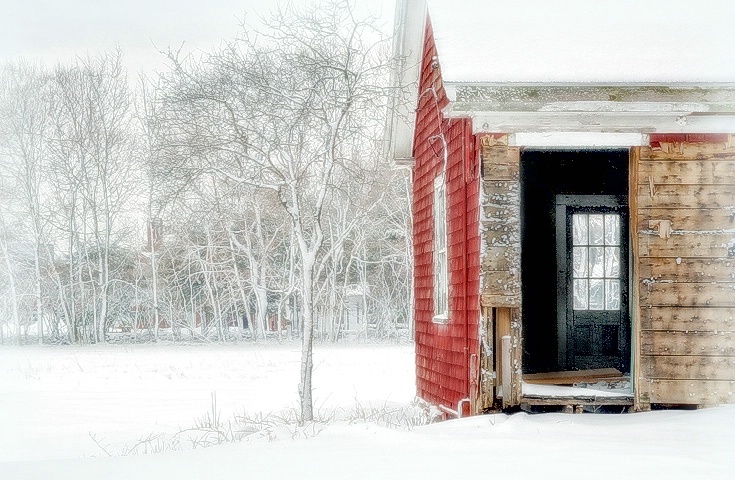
[521,395,633,406]
[523,368,622,385]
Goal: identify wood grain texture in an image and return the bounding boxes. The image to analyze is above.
[638,160,735,185]
[481,292,520,308]
[639,257,735,283]
[510,307,523,406]
[483,270,520,297]
[637,207,735,232]
[641,331,735,356]
[639,282,735,307]
[633,140,735,406]
[481,146,520,181]
[482,180,520,205]
[630,146,646,410]
[495,307,511,408]
[646,138,735,161]
[642,355,735,380]
[479,306,495,411]
[483,223,520,247]
[481,246,520,272]
[524,368,622,384]
[637,184,735,209]
[641,306,735,331]
[481,146,521,308]
[649,379,735,405]
[638,232,735,258]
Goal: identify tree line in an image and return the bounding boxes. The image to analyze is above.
[0,1,412,350]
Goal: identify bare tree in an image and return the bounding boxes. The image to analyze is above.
[47,50,140,343]
[152,0,392,420]
[0,2,411,365]
[0,61,55,343]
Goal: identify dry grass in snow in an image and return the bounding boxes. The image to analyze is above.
[1,342,734,480]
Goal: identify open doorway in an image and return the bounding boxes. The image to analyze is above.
[520,150,630,376]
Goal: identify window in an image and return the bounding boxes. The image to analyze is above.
[572,213,621,310]
[434,175,448,322]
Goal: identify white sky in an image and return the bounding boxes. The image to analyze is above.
[0,0,395,76]
[2,0,733,82]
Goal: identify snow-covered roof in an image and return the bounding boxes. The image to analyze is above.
[426,0,735,83]
[386,0,735,159]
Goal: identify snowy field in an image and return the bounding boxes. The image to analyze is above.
[1,342,734,480]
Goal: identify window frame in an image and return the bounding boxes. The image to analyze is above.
[433,174,449,323]
[571,213,622,311]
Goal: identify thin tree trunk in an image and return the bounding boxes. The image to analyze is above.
[0,234,21,345]
[299,259,315,423]
[34,247,42,344]
[149,221,160,339]
[97,255,108,343]
[227,231,250,339]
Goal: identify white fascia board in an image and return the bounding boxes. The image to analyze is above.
[385,0,427,166]
[457,111,735,134]
[443,83,457,102]
[510,132,648,149]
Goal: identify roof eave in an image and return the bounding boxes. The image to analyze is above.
[385,0,428,166]
[441,83,735,135]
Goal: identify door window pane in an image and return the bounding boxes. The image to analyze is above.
[589,279,604,310]
[573,214,588,245]
[573,247,588,277]
[604,214,620,245]
[605,247,620,277]
[573,279,588,309]
[605,279,621,310]
[589,247,604,277]
[589,214,604,245]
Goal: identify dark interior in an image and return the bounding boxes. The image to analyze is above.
[520,149,629,374]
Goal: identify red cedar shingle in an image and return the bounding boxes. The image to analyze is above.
[412,17,482,412]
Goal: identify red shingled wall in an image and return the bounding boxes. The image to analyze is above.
[412,16,480,413]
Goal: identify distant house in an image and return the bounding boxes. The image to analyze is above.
[388,0,735,414]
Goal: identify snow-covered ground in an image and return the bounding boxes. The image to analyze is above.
[1,342,734,479]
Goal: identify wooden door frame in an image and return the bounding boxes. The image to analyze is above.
[555,194,630,371]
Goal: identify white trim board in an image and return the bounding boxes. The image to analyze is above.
[460,111,735,135]
[509,132,648,149]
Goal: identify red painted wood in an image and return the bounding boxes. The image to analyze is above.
[649,133,729,145]
[412,15,481,413]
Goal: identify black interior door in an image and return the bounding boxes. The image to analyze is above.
[556,195,629,373]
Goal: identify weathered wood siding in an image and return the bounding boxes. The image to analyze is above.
[479,135,522,407]
[412,16,480,414]
[634,134,735,407]
[480,136,521,307]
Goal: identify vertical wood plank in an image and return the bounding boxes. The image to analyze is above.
[495,306,511,404]
[502,335,512,409]
[630,146,650,410]
[479,306,495,410]
[480,139,522,408]
[510,307,523,405]
[635,138,735,408]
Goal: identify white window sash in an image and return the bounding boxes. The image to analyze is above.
[433,174,448,322]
